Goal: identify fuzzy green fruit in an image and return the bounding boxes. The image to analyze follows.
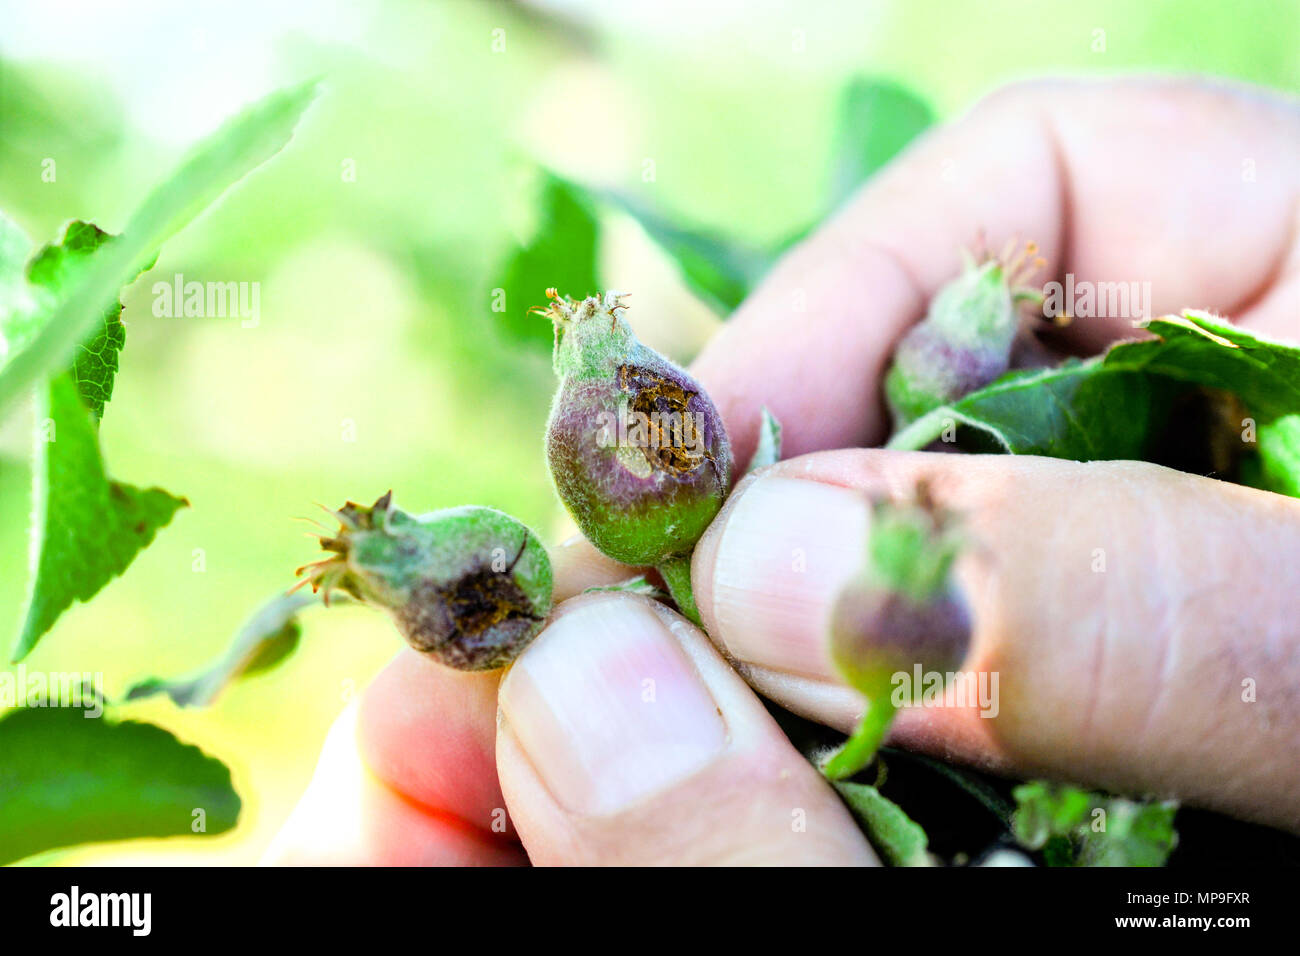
[297,493,552,671]
[822,486,971,780]
[885,244,1045,430]
[829,491,970,691]
[542,289,733,568]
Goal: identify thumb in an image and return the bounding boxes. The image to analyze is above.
[692,450,1300,832]
[495,592,877,865]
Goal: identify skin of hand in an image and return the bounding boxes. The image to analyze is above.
[264,76,1300,865]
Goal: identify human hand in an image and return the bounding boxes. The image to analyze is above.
[266,77,1300,864]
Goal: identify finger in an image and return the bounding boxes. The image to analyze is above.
[551,533,636,600]
[264,537,639,866]
[1242,265,1300,342]
[691,450,1300,832]
[495,591,877,865]
[262,699,527,866]
[356,649,516,839]
[692,77,1300,465]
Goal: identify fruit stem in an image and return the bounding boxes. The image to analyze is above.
[657,553,702,626]
[821,671,898,781]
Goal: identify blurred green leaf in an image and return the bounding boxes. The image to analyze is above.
[1012,780,1091,850]
[23,221,155,419]
[551,78,932,318]
[0,210,33,320]
[496,174,600,353]
[1077,798,1179,867]
[834,780,931,866]
[127,592,317,707]
[0,707,240,864]
[13,373,186,662]
[0,79,319,415]
[746,406,783,473]
[0,61,124,200]
[585,185,772,315]
[829,77,934,208]
[1012,781,1178,867]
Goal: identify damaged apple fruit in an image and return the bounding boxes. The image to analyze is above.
[541,288,733,623]
[823,485,971,780]
[884,242,1045,429]
[296,493,553,670]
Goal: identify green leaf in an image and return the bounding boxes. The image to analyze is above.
[3,81,316,659]
[1011,780,1091,848]
[1077,798,1179,867]
[746,405,783,473]
[1106,312,1300,423]
[0,707,240,864]
[889,313,1300,478]
[1253,414,1300,496]
[23,221,155,419]
[1011,781,1178,867]
[126,592,316,707]
[13,373,187,661]
[496,174,600,353]
[829,78,934,208]
[0,79,319,414]
[834,780,931,866]
[890,361,1182,458]
[587,185,772,315]
[1042,834,1077,867]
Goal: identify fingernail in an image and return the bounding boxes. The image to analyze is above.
[499,596,726,815]
[702,474,869,678]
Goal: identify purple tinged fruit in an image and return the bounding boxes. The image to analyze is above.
[823,484,972,779]
[296,493,553,671]
[884,242,1046,429]
[542,289,733,569]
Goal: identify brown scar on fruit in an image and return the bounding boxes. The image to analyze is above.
[395,538,544,666]
[439,561,542,634]
[617,364,719,477]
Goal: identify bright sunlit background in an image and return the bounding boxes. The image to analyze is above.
[1,0,1296,864]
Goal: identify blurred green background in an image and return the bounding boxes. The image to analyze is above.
[1,0,1296,864]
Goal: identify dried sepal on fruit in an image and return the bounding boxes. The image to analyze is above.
[541,289,732,622]
[296,492,552,671]
[822,483,971,780]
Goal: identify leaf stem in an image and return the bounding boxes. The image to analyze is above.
[656,553,701,626]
